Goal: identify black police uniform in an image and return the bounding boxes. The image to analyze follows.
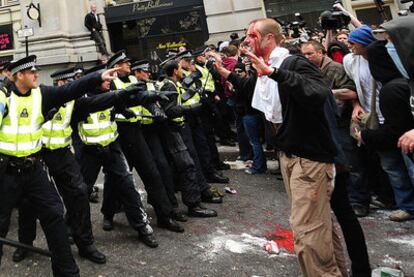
[159,78,219,216]
[14,75,131,264]
[78,67,159,247]
[0,57,105,277]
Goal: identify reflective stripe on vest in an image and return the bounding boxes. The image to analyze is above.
[78,109,118,147]
[0,88,44,157]
[113,76,142,123]
[41,100,74,150]
[195,64,215,93]
[0,91,6,126]
[161,79,184,123]
[141,82,156,125]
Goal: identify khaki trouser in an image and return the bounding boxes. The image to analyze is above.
[279,153,347,277]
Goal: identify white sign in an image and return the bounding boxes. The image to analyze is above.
[17,28,34,38]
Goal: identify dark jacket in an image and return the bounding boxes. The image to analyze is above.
[227,71,261,116]
[269,55,336,163]
[361,78,414,150]
[84,12,102,32]
[361,41,411,150]
[320,56,356,128]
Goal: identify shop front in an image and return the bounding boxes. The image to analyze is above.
[105,0,209,62]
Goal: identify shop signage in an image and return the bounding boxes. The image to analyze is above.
[0,24,13,51]
[156,41,187,50]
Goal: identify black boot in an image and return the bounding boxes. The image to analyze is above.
[157,218,185,233]
[12,248,29,263]
[78,244,106,264]
[138,225,159,248]
[188,204,217,217]
[172,209,188,222]
[102,216,114,231]
[201,189,223,204]
[206,172,229,184]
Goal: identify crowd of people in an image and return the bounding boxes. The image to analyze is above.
[0,2,413,277]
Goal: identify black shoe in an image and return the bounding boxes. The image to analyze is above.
[172,210,188,222]
[206,173,229,184]
[79,244,106,264]
[102,217,114,231]
[89,191,99,203]
[216,162,230,171]
[188,204,218,218]
[158,218,185,233]
[353,205,369,217]
[139,234,159,248]
[201,194,223,204]
[12,248,29,263]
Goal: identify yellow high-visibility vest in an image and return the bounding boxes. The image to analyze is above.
[0,88,44,157]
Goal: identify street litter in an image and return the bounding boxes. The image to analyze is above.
[372,267,404,277]
[264,240,280,254]
[225,187,237,194]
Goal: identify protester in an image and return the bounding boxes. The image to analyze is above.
[238,18,345,276]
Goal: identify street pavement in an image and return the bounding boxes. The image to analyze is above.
[1,149,414,277]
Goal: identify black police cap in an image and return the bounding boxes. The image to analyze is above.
[107,50,131,69]
[50,67,80,81]
[131,60,150,72]
[8,55,38,75]
[84,64,106,75]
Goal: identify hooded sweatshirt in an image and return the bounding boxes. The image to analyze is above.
[381,17,414,80]
[361,41,413,150]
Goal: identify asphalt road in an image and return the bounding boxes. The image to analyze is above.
[1,155,414,277]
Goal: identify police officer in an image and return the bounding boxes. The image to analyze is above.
[0,55,118,277]
[131,60,184,220]
[193,49,231,171]
[78,64,168,247]
[12,68,107,264]
[159,60,220,217]
[176,51,229,184]
[105,51,184,233]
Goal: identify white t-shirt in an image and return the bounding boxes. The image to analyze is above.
[251,47,290,124]
[343,54,384,123]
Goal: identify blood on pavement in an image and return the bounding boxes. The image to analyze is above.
[265,225,295,253]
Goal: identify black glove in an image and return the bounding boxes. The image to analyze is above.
[137,91,178,106]
[181,103,203,115]
[44,107,59,121]
[117,85,144,102]
[148,103,168,122]
[120,108,137,119]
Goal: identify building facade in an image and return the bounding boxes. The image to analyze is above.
[0,0,411,83]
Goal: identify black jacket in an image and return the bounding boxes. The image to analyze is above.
[84,12,102,32]
[227,71,260,116]
[269,55,336,163]
[362,78,414,150]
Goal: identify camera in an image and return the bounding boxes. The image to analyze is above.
[320,10,351,30]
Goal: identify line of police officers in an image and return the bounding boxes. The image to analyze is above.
[0,47,231,276]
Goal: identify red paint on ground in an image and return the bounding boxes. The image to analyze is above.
[265,225,295,253]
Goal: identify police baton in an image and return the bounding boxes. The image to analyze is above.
[0,237,52,257]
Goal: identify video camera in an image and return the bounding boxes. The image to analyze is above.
[320,1,351,30]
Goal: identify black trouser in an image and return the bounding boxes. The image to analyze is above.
[331,171,371,277]
[199,102,222,167]
[116,122,173,220]
[79,140,150,231]
[91,31,109,56]
[185,115,217,178]
[17,147,94,250]
[0,158,79,277]
[142,124,179,208]
[180,122,210,193]
[158,123,201,207]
